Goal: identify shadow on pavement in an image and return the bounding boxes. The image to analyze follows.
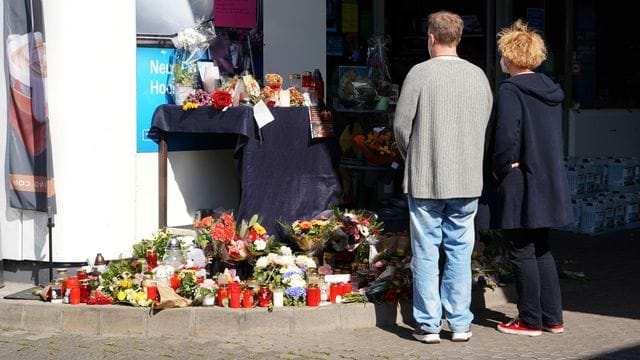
[551,228,640,321]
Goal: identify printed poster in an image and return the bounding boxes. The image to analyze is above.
[214,0,257,29]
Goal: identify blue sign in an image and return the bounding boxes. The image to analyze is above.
[136,47,238,153]
[136,47,175,153]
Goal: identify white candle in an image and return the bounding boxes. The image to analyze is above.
[273,287,284,307]
[279,89,291,107]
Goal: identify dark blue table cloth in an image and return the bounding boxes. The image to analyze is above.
[150,105,342,237]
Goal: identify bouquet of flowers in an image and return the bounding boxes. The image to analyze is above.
[237,214,280,259]
[171,21,215,82]
[182,89,233,111]
[99,260,153,307]
[252,246,317,306]
[278,211,334,257]
[331,207,383,253]
[353,127,401,166]
[193,211,247,263]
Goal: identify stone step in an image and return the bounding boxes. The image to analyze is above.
[0,284,515,337]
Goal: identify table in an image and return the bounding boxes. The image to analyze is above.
[149,104,342,235]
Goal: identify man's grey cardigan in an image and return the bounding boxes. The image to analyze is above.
[393,56,493,200]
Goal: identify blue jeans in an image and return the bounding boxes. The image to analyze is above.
[408,196,478,334]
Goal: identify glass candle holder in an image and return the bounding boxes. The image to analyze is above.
[329,283,340,303]
[272,287,284,307]
[306,284,320,306]
[217,284,229,307]
[257,284,272,307]
[242,289,254,308]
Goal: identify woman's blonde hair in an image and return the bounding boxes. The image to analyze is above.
[497,19,547,69]
[428,11,464,46]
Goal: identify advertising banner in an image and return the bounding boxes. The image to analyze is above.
[4,0,56,216]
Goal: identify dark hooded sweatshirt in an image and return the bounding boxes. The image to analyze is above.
[490,73,573,229]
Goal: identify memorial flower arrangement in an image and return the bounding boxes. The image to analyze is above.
[193,211,248,263]
[331,207,383,252]
[278,212,334,257]
[98,260,153,307]
[252,246,317,305]
[353,127,401,166]
[176,269,201,300]
[237,214,280,259]
[171,22,215,87]
[181,89,232,111]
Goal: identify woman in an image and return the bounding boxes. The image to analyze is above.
[491,20,573,337]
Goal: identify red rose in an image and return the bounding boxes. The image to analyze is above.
[212,90,232,109]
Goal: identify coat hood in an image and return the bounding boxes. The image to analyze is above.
[502,73,564,105]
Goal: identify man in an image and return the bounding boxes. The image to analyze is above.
[393,10,493,344]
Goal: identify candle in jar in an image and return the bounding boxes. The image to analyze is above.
[146,283,158,301]
[341,282,352,295]
[217,284,229,307]
[242,289,254,308]
[76,269,88,280]
[329,283,340,303]
[146,250,158,269]
[257,284,272,307]
[69,287,81,305]
[79,279,91,303]
[229,288,241,308]
[272,287,284,307]
[306,284,320,306]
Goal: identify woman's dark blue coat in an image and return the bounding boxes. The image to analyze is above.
[490,73,573,229]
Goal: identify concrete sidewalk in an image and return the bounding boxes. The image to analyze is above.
[0,228,638,359]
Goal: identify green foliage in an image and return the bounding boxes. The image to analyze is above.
[131,229,173,260]
[177,270,201,300]
[173,63,197,87]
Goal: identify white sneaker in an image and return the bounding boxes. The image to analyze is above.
[413,328,441,344]
[451,331,472,342]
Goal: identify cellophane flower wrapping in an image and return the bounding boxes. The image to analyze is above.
[331,208,383,254]
[278,210,334,258]
[170,21,216,89]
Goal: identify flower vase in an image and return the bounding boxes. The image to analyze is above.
[202,294,215,306]
[174,85,193,105]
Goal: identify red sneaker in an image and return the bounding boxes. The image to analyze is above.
[497,318,542,336]
[542,323,564,334]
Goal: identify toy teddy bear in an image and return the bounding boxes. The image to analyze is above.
[184,248,208,279]
[261,73,283,107]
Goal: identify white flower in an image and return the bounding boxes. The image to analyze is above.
[357,224,370,237]
[294,255,317,269]
[255,256,269,269]
[280,246,293,256]
[175,27,207,49]
[254,239,267,251]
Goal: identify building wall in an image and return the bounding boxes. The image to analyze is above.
[1,1,326,265]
